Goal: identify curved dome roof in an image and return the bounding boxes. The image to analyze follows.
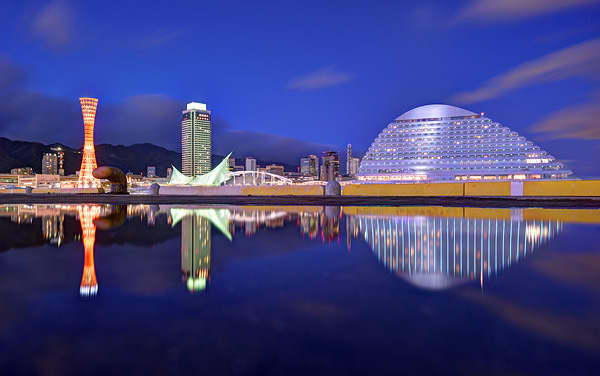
[395,104,476,121]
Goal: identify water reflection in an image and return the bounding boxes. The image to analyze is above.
[346,212,562,290]
[1,204,599,295]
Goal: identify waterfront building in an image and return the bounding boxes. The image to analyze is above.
[11,167,33,175]
[300,155,319,177]
[245,157,257,172]
[346,144,353,175]
[266,164,285,176]
[18,174,60,188]
[167,167,173,179]
[358,104,572,182]
[42,153,58,175]
[147,166,156,178]
[321,151,340,181]
[78,97,100,188]
[348,157,360,177]
[181,102,211,176]
[50,146,65,175]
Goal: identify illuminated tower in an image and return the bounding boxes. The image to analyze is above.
[181,102,211,176]
[78,97,100,188]
[78,205,101,296]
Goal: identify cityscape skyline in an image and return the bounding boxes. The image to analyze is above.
[0,2,598,175]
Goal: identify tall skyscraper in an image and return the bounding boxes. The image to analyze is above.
[245,157,257,171]
[300,155,319,177]
[321,151,340,181]
[42,153,58,175]
[346,144,352,175]
[78,97,100,188]
[181,102,211,176]
[51,146,64,175]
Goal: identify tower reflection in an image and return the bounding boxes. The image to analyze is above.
[347,210,563,290]
[170,208,231,293]
[78,205,101,297]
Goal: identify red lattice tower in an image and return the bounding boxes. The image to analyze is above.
[78,97,100,188]
[79,205,101,296]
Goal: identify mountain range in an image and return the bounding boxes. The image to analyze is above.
[0,137,298,176]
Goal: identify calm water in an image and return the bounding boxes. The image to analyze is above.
[1,204,599,375]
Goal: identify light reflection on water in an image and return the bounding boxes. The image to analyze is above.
[0,204,587,295]
[1,204,599,374]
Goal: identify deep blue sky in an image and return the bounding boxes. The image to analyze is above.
[0,0,599,173]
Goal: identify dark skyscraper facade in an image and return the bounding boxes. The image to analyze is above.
[321,151,340,181]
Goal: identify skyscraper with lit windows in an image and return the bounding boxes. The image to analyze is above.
[181,102,211,176]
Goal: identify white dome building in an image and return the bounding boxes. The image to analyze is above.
[357,104,571,182]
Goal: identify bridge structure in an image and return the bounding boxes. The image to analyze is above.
[224,171,293,186]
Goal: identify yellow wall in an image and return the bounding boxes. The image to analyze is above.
[343,182,463,196]
[523,180,600,197]
[343,206,463,218]
[465,181,511,196]
[240,185,324,196]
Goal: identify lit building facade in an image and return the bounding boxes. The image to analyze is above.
[182,102,211,176]
[346,144,353,175]
[42,153,58,175]
[245,157,257,172]
[321,151,340,181]
[147,166,156,178]
[50,146,65,175]
[78,97,100,188]
[358,104,572,182]
[301,155,319,177]
[266,164,284,176]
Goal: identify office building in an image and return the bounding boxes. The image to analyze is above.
[181,102,211,176]
[321,151,340,181]
[147,166,156,178]
[42,153,58,175]
[11,167,33,175]
[358,104,572,182]
[51,146,65,175]
[349,157,360,177]
[245,157,257,172]
[346,144,353,175]
[266,164,284,176]
[300,155,319,177]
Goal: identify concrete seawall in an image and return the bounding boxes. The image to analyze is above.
[158,180,600,198]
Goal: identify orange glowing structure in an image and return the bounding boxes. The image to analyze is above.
[78,205,101,296]
[78,98,100,188]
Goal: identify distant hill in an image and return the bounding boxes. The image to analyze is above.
[0,137,297,176]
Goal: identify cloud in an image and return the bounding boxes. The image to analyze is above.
[213,129,338,165]
[530,93,600,139]
[452,38,600,104]
[288,66,354,90]
[0,57,337,165]
[456,0,600,22]
[30,0,76,50]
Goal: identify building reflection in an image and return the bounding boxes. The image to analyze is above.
[181,215,211,292]
[346,211,563,290]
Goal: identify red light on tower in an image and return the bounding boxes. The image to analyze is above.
[78,97,100,188]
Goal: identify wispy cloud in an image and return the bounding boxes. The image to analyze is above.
[30,0,76,50]
[452,38,600,104]
[456,0,600,22]
[530,92,600,139]
[136,30,181,49]
[288,66,354,90]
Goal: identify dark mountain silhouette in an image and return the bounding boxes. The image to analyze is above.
[0,137,297,176]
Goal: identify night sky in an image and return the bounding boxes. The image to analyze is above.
[0,1,599,174]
